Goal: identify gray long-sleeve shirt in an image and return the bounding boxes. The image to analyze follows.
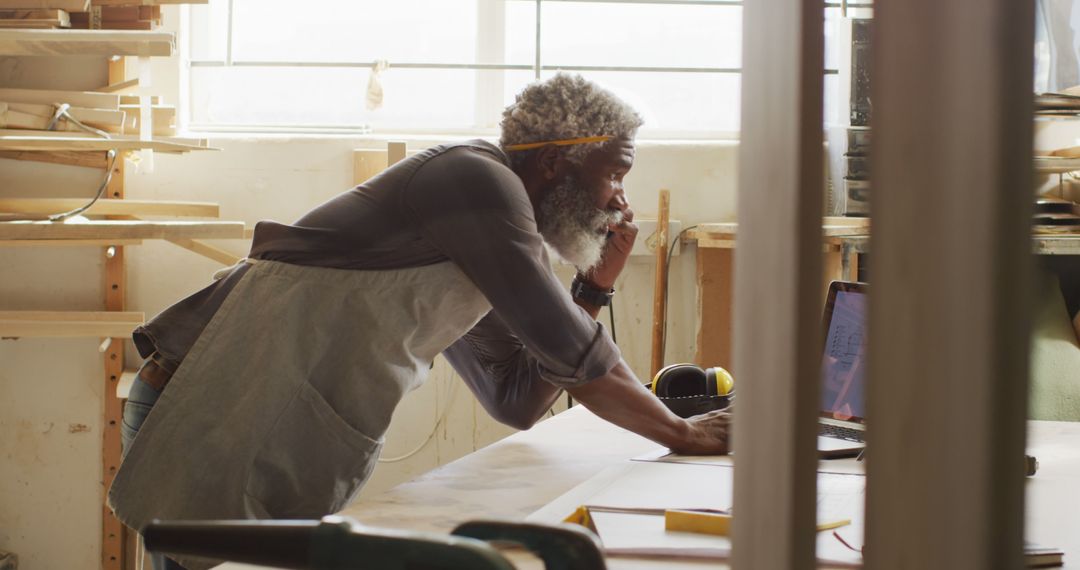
[133,140,620,417]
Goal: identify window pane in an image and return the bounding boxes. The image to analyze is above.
[540,2,741,69]
[230,0,481,64]
[190,66,536,131]
[188,0,229,62]
[541,70,740,134]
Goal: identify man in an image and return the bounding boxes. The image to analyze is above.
[110,73,731,570]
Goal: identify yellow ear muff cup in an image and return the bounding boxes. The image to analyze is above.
[705,366,735,396]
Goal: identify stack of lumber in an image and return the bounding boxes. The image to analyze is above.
[0,87,176,136]
[70,4,161,30]
[0,0,205,31]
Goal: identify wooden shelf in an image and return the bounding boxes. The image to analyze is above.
[0,310,144,338]
[0,29,173,56]
[0,219,244,240]
[0,198,220,218]
[0,131,213,153]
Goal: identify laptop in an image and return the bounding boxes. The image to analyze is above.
[816,281,868,458]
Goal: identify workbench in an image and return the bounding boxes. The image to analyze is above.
[216,405,1080,569]
[688,221,1080,368]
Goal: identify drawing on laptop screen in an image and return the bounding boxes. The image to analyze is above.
[821,288,867,422]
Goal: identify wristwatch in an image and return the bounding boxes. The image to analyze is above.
[571,274,614,306]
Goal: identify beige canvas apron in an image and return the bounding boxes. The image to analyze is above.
[108,259,491,569]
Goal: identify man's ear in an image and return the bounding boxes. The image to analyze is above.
[534,144,562,180]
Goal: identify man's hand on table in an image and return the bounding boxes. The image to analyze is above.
[670,408,733,456]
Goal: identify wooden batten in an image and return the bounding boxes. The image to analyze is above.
[0,149,109,168]
[0,0,87,11]
[0,9,70,28]
[0,131,211,153]
[730,0,824,568]
[0,29,173,56]
[0,198,219,218]
[0,87,118,110]
[0,220,244,240]
[0,310,144,338]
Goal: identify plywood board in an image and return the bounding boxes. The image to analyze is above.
[0,220,244,240]
[0,198,219,217]
[0,310,143,337]
[0,28,172,56]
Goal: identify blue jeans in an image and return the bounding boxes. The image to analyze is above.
[121,375,186,570]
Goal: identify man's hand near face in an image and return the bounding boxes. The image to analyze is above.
[586,207,637,291]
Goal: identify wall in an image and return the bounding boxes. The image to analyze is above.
[0,24,740,569]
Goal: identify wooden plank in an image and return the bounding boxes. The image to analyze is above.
[0,0,87,10]
[0,310,143,337]
[694,247,733,369]
[354,148,388,186]
[90,0,205,6]
[0,198,219,217]
[0,220,244,240]
[95,77,137,93]
[650,189,670,378]
[118,94,158,105]
[0,28,172,56]
[102,55,125,570]
[0,86,118,109]
[0,238,140,246]
[0,102,125,132]
[730,0,823,567]
[166,238,241,266]
[0,132,210,153]
[0,17,67,28]
[865,0,1035,569]
[0,148,108,167]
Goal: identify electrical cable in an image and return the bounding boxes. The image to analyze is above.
[659,225,699,364]
[1,103,119,223]
[376,378,460,463]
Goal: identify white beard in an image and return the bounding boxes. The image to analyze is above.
[536,174,623,273]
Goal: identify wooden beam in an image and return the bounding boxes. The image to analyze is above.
[0,29,173,56]
[0,149,108,168]
[166,238,242,266]
[0,220,244,240]
[865,1,1035,569]
[0,310,143,338]
[0,198,219,218]
[90,0,206,5]
[730,0,823,568]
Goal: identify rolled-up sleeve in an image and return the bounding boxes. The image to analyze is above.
[403,147,620,388]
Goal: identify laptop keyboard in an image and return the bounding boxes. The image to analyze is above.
[820,423,864,442]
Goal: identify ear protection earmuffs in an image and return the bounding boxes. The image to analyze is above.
[647,363,735,418]
[651,363,735,398]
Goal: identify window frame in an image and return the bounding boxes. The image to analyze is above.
[184,0,859,137]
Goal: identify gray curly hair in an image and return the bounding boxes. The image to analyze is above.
[499,73,644,169]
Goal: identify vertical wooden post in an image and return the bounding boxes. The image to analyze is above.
[650,189,670,378]
[102,55,127,570]
[731,0,823,567]
[865,1,1034,568]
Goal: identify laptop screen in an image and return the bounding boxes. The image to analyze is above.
[820,282,868,423]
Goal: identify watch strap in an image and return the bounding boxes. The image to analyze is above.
[571,275,614,306]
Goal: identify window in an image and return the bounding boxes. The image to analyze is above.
[186,0,861,136]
